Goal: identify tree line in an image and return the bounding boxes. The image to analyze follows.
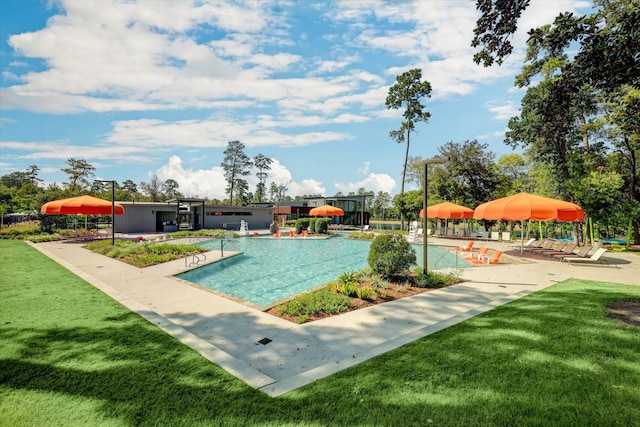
[383,0,638,243]
[1,0,637,242]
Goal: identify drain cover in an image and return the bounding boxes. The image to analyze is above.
[257,337,272,345]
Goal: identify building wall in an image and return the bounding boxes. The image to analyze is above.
[115,202,272,233]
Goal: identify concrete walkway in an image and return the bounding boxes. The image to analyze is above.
[30,237,639,396]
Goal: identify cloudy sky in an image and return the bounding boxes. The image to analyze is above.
[0,0,591,199]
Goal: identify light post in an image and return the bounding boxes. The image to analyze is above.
[423,157,445,275]
[95,180,115,245]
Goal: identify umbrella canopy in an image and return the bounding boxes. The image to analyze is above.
[41,195,125,215]
[420,202,474,219]
[309,204,344,217]
[473,192,584,222]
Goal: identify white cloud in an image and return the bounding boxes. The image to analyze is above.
[335,172,396,194]
[357,161,370,175]
[477,128,509,141]
[154,156,326,200]
[106,116,353,149]
[155,155,226,199]
[484,100,520,121]
[1,140,150,163]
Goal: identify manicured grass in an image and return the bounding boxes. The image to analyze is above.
[2,240,639,426]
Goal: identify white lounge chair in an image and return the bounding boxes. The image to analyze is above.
[509,238,536,250]
[562,248,609,265]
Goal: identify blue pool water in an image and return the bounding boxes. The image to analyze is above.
[177,235,469,307]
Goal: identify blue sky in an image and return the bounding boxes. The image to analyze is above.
[0,0,591,200]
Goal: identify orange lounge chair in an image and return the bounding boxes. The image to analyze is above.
[456,241,474,253]
[273,230,281,238]
[289,230,295,238]
[465,247,488,261]
[301,230,307,237]
[472,250,502,265]
[485,250,503,264]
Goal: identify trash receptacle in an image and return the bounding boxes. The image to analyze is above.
[594,239,602,250]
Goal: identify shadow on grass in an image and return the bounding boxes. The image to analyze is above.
[2,240,640,425]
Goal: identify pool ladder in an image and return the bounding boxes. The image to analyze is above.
[185,251,206,267]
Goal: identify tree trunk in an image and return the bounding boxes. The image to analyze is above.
[400,127,411,231]
[579,114,589,153]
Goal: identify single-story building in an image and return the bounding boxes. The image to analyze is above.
[110,196,370,234]
[114,200,273,234]
[273,196,370,226]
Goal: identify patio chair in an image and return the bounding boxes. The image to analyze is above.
[553,245,591,260]
[471,250,502,265]
[362,225,370,232]
[509,238,537,250]
[490,231,500,241]
[536,241,569,256]
[562,248,610,265]
[456,241,474,253]
[542,242,577,258]
[464,247,488,261]
[523,239,555,253]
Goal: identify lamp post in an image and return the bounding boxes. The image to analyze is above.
[95,180,115,245]
[423,157,445,275]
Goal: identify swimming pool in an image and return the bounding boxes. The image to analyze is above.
[177,234,469,308]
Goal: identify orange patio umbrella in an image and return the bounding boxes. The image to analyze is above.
[473,192,584,252]
[41,195,125,215]
[473,192,584,222]
[420,202,473,219]
[309,204,344,216]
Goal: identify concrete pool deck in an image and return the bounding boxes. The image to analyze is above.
[31,236,639,397]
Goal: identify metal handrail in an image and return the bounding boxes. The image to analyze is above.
[185,251,206,267]
[433,247,459,270]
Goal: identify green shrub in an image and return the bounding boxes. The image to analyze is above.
[39,215,67,234]
[412,270,462,288]
[169,229,226,238]
[348,232,375,240]
[332,281,359,297]
[315,218,332,234]
[338,270,356,285]
[308,218,316,234]
[0,223,41,239]
[367,234,416,280]
[355,286,374,300]
[356,269,388,289]
[85,239,205,267]
[277,288,351,323]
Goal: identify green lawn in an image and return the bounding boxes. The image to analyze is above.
[1,240,639,426]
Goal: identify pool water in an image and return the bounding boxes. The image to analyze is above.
[177,235,469,307]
